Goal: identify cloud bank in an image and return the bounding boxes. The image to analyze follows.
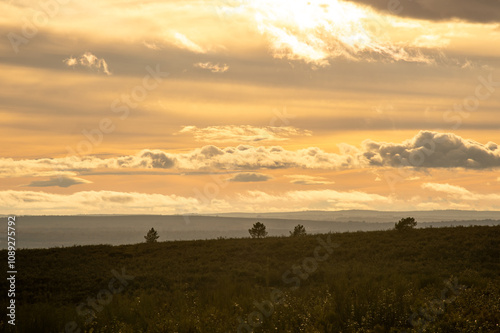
[2,132,500,180]
[3,180,500,215]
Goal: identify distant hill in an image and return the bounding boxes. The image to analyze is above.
[208,209,500,222]
[1,212,499,249]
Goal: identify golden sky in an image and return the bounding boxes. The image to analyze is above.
[1,0,500,214]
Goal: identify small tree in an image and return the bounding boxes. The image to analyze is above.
[144,227,160,243]
[290,224,307,237]
[395,217,417,231]
[249,222,268,238]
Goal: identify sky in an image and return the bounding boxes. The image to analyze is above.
[1,0,500,215]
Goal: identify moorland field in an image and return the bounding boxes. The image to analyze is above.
[1,224,499,332]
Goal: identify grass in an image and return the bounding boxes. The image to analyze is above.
[1,225,499,332]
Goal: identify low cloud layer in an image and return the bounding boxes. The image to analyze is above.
[0,188,394,215]
[0,190,198,215]
[1,183,498,215]
[2,132,500,180]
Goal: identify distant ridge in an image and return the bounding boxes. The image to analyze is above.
[206,210,500,223]
[1,212,499,249]
[2,210,499,222]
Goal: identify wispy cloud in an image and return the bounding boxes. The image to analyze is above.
[194,62,229,73]
[422,183,500,203]
[177,125,312,143]
[63,52,112,75]
[143,41,161,50]
[221,0,436,66]
[172,32,206,53]
[0,190,199,215]
[0,188,392,215]
[285,175,334,185]
[2,183,499,215]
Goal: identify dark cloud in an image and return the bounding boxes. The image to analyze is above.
[347,0,500,23]
[139,151,176,168]
[228,172,273,182]
[362,131,500,169]
[23,176,92,188]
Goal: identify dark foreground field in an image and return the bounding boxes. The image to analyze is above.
[1,225,499,332]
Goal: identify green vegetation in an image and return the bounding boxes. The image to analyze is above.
[248,222,268,238]
[290,224,307,237]
[144,228,159,243]
[395,217,417,231]
[1,225,499,332]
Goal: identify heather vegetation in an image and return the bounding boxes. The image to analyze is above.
[1,225,499,332]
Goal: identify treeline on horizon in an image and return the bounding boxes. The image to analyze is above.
[0,224,499,332]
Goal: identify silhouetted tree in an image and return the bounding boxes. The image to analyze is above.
[290,224,307,237]
[249,222,268,238]
[144,227,160,243]
[395,217,417,231]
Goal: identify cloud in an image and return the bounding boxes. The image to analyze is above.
[220,0,436,66]
[23,176,92,188]
[237,189,394,211]
[177,125,312,143]
[194,62,229,73]
[2,184,499,215]
[411,34,451,48]
[345,0,500,24]
[422,183,500,202]
[0,150,178,179]
[0,190,199,215]
[0,188,393,215]
[227,172,272,182]
[63,52,112,75]
[362,131,500,169]
[172,32,206,53]
[143,41,161,50]
[285,175,334,185]
[2,132,500,180]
